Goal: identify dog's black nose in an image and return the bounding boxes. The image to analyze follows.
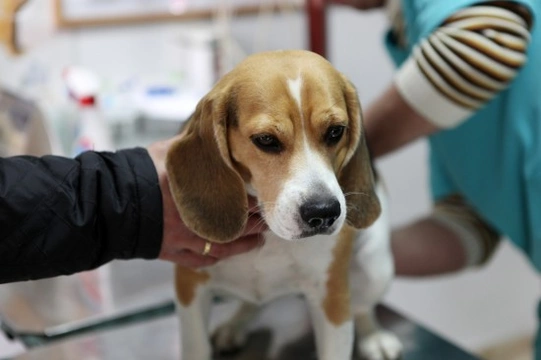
[300,198,341,230]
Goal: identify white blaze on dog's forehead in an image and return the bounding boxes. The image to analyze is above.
[287,75,311,148]
[286,74,337,200]
[287,76,303,110]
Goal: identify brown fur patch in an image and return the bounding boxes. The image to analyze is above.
[322,225,355,326]
[175,266,210,306]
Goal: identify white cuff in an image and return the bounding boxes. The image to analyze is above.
[394,57,473,129]
[430,214,484,267]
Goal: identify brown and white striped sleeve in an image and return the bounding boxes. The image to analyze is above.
[395,3,533,128]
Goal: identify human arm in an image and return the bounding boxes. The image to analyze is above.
[0,148,163,283]
[392,195,500,276]
[363,2,531,274]
[365,2,533,157]
[0,141,265,283]
[392,218,468,276]
[366,88,481,275]
[363,84,438,157]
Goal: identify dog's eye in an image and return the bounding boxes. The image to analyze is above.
[251,134,282,153]
[325,125,345,145]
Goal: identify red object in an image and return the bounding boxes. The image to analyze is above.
[78,96,96,107]
[307,0,327,58]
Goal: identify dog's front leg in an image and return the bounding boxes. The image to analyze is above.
[354,308,402,360]
[211,301,259,355]
[305,293,354,360]
[177,286,213,360]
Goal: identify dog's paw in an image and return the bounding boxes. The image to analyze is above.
[211,322,248,355]
[357,330,402,360]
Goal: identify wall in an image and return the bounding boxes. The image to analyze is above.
[0,2,539,355]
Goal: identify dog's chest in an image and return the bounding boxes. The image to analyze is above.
[208,232,338,303]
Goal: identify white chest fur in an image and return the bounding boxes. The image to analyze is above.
[207,231,341,304]
[206,183,391,305]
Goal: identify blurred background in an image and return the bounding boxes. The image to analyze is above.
[0,1,539,359]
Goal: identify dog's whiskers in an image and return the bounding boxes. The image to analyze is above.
[247,203,262,213]
[246,217,268,235]
[344,191,371,198]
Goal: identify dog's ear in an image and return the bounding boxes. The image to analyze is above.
[166,87,248,243]
[338,76,381,229]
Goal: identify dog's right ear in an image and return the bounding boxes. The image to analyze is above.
[337,75,381,229]
[165,88,248,243]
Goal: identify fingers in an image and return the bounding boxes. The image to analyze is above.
[185,233,264,259]
[160,194,266,269]
[160,250,218,268]
[205,234,264,259]
[164,233,265,269]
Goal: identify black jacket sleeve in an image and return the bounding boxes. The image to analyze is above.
[0,148,163,283]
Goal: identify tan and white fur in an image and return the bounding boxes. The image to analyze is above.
[166,50,402,360]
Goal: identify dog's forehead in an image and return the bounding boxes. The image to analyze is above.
[236,51,340,85]
[230,51,347,124]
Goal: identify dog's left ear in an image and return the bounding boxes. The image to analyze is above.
[338,76,381,229]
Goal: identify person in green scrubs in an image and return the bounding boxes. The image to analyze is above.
[333,0,541,357]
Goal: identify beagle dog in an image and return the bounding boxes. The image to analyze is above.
[166,50,402,360]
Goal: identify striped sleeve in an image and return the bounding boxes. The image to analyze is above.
[395,3,532,128]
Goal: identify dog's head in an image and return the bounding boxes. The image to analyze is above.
[166,50,380,243]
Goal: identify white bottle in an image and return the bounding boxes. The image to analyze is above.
[64,66,114,156]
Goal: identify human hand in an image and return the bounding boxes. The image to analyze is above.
[147,135,267,268]
[330,0,386,10]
